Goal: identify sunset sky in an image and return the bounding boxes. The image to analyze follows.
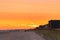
[0,0,60,30]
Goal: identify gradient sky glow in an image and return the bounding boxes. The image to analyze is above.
[0,0,60,30]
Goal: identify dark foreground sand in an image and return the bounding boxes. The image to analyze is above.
[0,30,46,40]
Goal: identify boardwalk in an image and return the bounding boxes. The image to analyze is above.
[0,31,46,40]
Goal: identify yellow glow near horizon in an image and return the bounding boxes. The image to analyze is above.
[0,0,60,30]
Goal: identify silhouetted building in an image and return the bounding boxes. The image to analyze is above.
[48,20,60,29]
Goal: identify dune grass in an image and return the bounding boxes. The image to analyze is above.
[34,29,60,40]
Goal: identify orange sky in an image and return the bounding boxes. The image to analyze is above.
[0,0,60,30]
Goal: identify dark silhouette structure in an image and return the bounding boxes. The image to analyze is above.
[48,20,60,29]
[35,20,60,30]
